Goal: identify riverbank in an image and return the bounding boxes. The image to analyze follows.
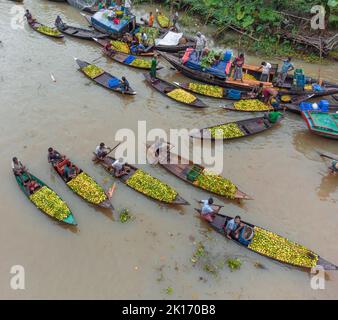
[134,0,338,63]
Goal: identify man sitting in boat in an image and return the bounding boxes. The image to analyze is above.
[24,179,41,195]
[120,76,131,93]
[47,148,64,165]
[63,163,78,182]
[140,32,148,46]
[55,15,67,30]
[95,143,111,159]
[110,158,130,178]
[24,10,33,22]
[238,225,254,246]
[130,42,146,55]
[12,157,29,182]
[225,215,244,240]
[198,198,220,222]
[330,160,338,174]
[122,33,133,44]
[249,83,264,98]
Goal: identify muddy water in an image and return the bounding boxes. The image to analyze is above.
[0,0,338,299]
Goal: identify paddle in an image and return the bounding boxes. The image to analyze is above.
[316,150,338,161]
[105,142,122,157]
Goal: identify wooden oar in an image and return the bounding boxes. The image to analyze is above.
[316,150,338,161]
[105,142,122,157]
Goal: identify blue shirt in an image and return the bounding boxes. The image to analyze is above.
[226,219,238,232]
[201,200,213,215]
[281,60,293,74]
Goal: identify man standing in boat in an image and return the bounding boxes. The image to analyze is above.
[195,32,207,59]
[277,57,294,85]
[124,0,132,16]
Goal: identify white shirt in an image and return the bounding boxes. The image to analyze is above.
[124,0,132,8]
[95,145,102,155]
[112,159,123,171]
[262,62,271,75]
[141,33,148,41]
[201,200,213,215]
[195,34,207,50]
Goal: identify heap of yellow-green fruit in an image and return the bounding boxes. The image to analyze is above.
[167,89,197,104]
[129,58,151,69]
[67,172,107,205]
[248,227,318,268]
[30,186,70,221]
[110,40,130,54]
[126,170,177,203]
[188,83,223,98]
[243,73,257,81]
[208,123,245,139]
[82,64,104,79]
[157,14,170,28]
[234,99,273,111]
[194,170,237,199]
[37,25,61,36]
[136,27,160,45]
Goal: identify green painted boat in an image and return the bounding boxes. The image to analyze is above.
[302,111,338,139]
[14,170,77,225]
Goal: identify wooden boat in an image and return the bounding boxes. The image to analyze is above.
[149,143,252,200]
[93,39,160,70]
[302,111,338,139]
[195,210,338,271]
[223,101,274,112]
[160,52,272,91]
[55,17,107,40]
[26,18,64,39]
[317,150,338,162]
[143,73,208,108]
[82,4,99,14]
[190,115,282,141]
[173,81,254,100]
[75,58,137,95]
[285,102,338,114]
[14,169,77,225]
[93,155,189,205]
[93,38,155,57]
[278,87,338,99]
[51,152,114,210]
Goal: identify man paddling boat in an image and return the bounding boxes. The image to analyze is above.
[95,143,111,159]
[198,198,221,222]
[12,157,30,182]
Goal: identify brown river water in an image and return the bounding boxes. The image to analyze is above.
[1,0,338,299]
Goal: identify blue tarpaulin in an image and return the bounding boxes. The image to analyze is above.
[123,55,136,65]
[107,77,121,88]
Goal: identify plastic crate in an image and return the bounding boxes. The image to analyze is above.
[186,165,203,182]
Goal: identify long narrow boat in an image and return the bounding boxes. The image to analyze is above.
[143,73,208,108]
[50,152,114,211]
[75,58,137,95]
[190,115,282,141]
[160,52,272,91]
[55,17,107,40]
[93,37,155,57]
[14,169,77,225]
[26,18,64,39]
[173,82,254,100]
[93,155,189,205]
[301,111,338,139]
[93,38,161,70]
[278,87,338,99]
[317,150,338,162]
[195,210,338,271]
[149,144,252,200]
[223,100,274,112]
[285,103,338,114]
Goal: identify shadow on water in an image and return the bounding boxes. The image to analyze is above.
[316,172,338,201]
[292,130,338,161]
